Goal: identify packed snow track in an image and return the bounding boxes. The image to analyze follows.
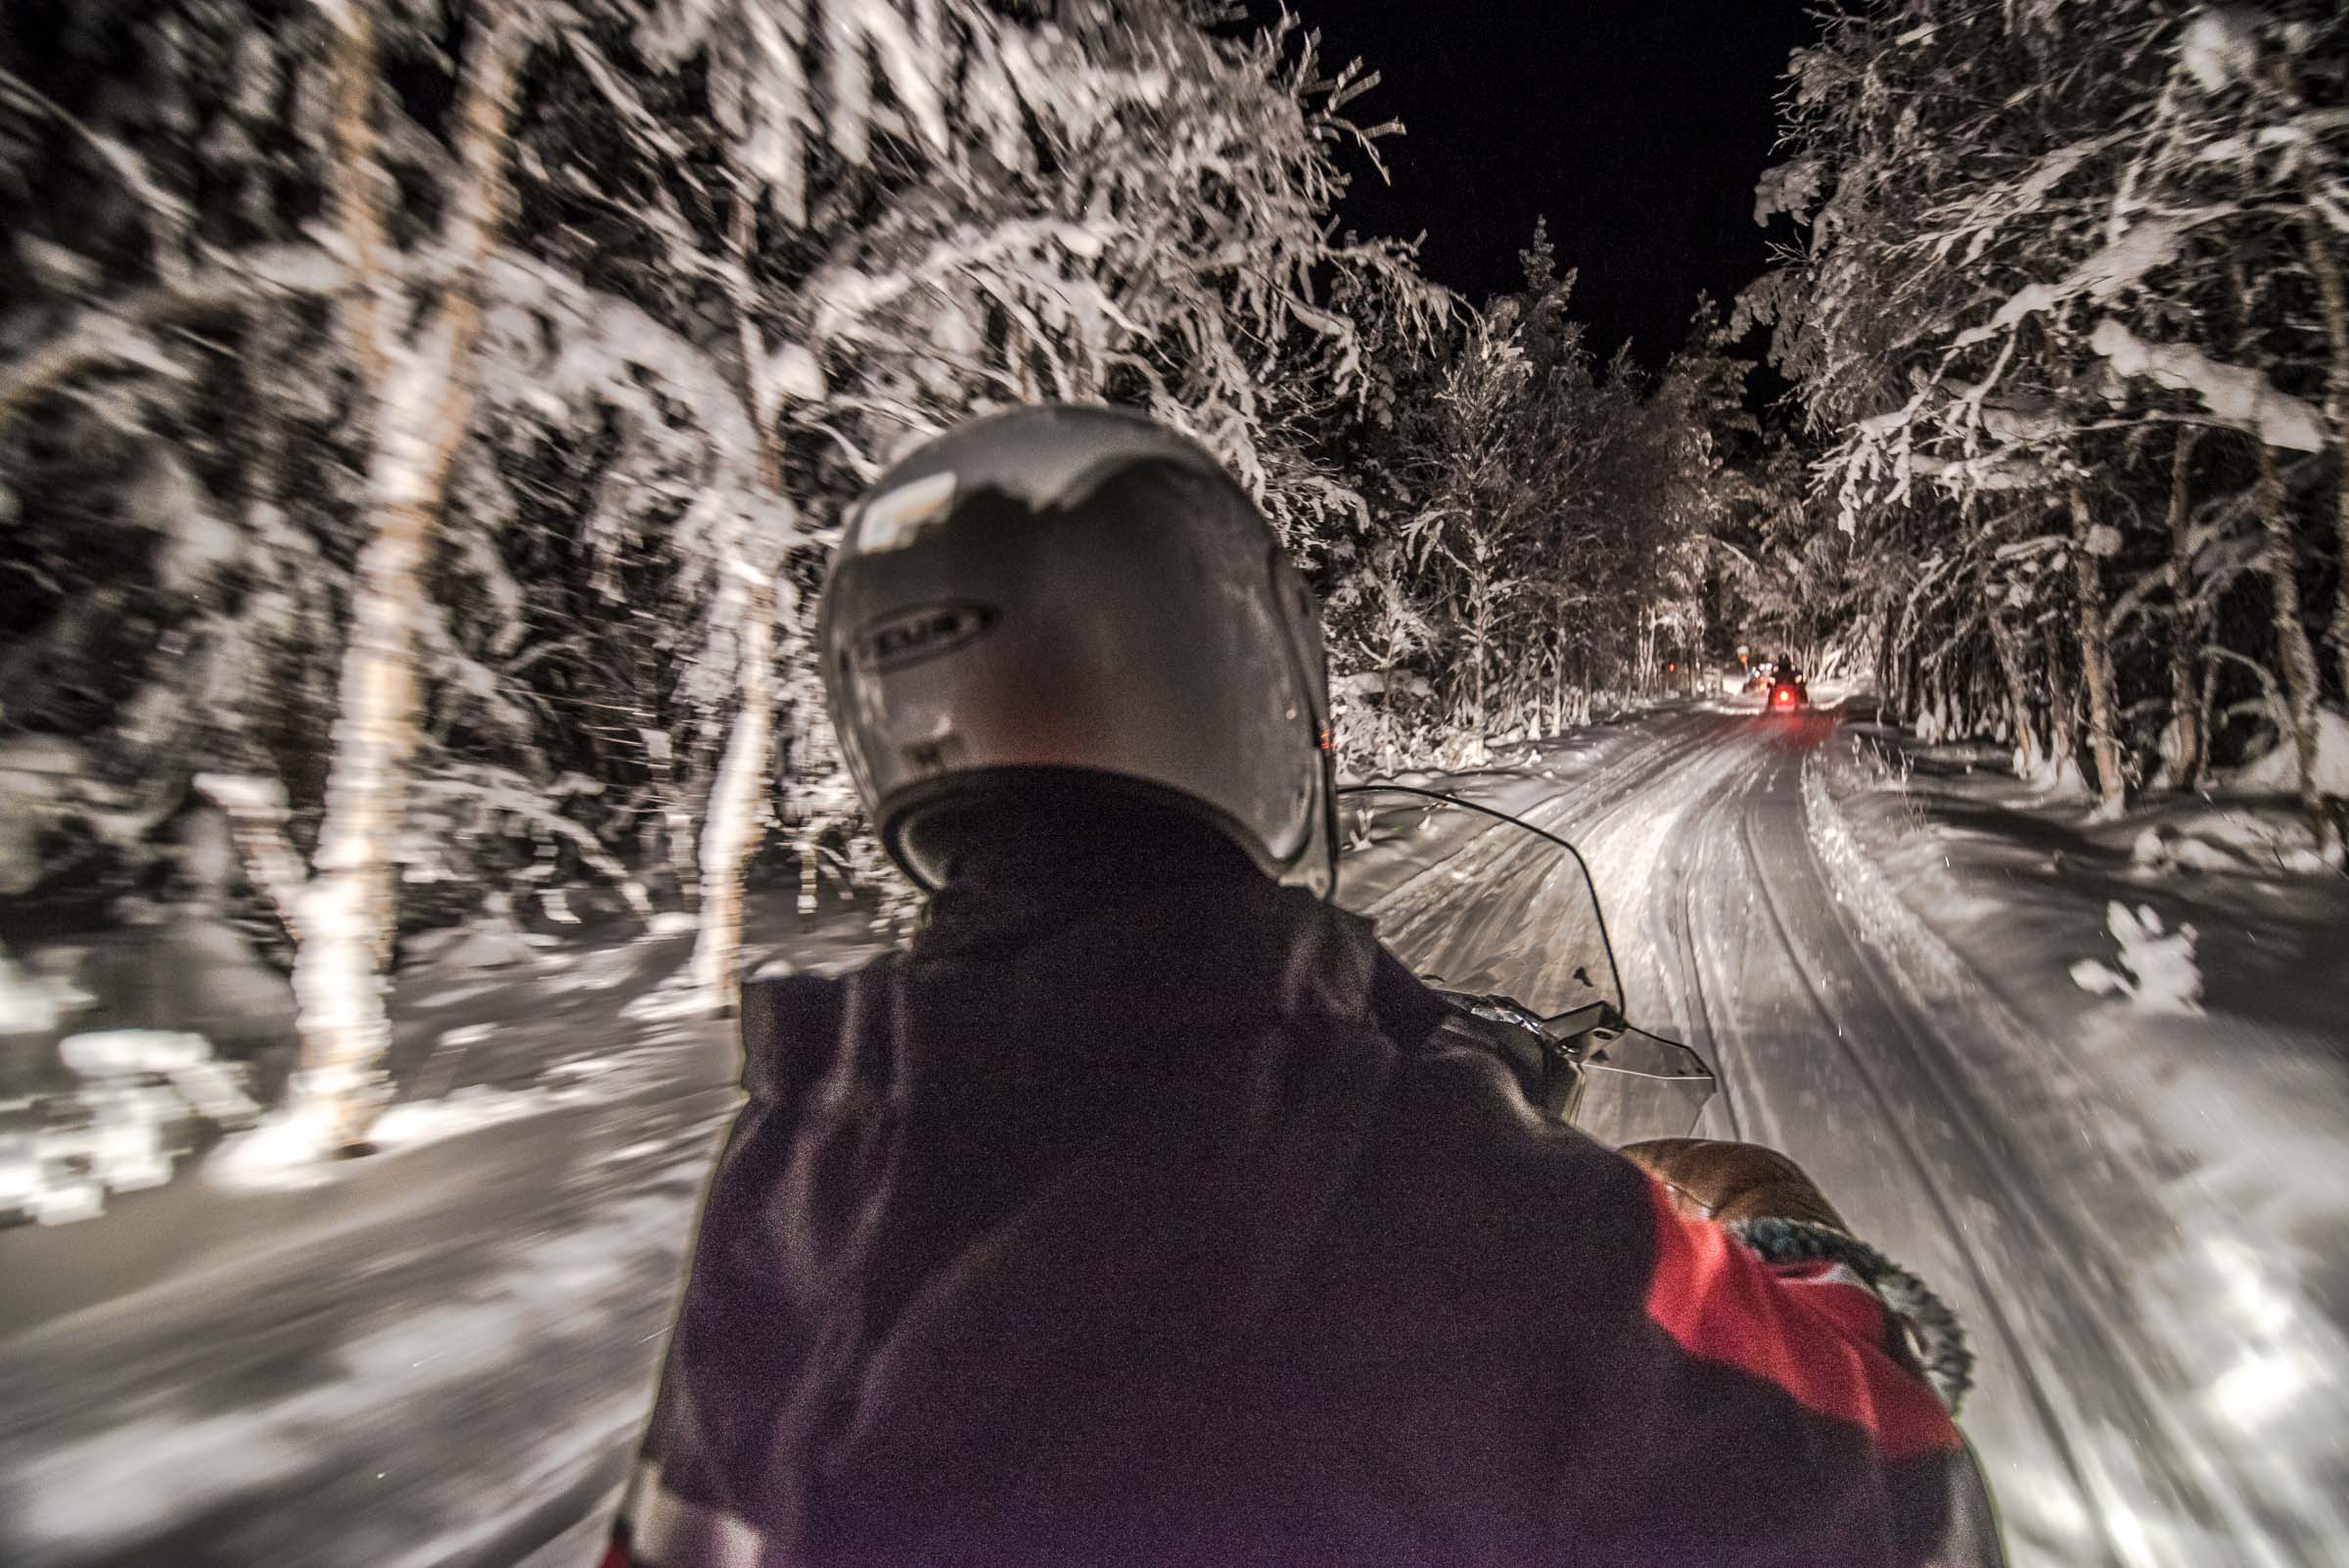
[1361,706,2336,1568]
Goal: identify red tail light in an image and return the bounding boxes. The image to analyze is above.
[1773,689,1795,707]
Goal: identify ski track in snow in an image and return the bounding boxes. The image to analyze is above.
[1363,706,2343,1568]
[1804,736,2349,1568]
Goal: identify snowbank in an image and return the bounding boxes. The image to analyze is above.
[2068,902,2202,1015]
[2129,811,2339,877]
[1816,724,2349,1559]
[0,945,87,1034]
[2228,707,2349,797]
[3,1031,259,1223]
[368,1084,556,1154]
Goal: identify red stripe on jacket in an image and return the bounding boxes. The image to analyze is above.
[1640,1177,1960,1460]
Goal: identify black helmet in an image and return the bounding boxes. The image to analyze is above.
[818,405,1335,893]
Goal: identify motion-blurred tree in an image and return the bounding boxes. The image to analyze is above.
[1741,0,2345,851]
[0,0,1445,1153]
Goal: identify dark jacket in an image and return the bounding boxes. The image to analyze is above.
[610,859,2000,1567]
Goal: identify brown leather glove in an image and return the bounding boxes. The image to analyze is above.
[1619,1137,1850,1231]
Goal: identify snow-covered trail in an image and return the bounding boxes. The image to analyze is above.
[1358,704,2334,1568]
[1598,713,2157,1568]
[4,705,2336,1568]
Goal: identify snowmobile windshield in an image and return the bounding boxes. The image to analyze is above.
[1334,785,1623,1023]
[1333,784,1717,1144]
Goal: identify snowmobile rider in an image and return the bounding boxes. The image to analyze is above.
[607,406,2003,1568]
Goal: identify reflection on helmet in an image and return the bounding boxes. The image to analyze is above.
[817,405,1334,894]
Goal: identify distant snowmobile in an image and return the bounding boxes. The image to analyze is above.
[1763,661,1809,713]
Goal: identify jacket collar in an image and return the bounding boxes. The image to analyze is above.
[911,867,1449,1051]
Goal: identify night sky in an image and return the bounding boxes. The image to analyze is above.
[1251,1,1817,368]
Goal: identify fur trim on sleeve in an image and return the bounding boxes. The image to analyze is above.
[1726,1217,1975,1414]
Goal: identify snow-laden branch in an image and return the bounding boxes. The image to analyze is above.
[2090,318,2326,451]
[1952,208,2233,348]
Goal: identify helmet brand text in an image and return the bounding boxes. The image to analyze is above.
[852,600,1001,672]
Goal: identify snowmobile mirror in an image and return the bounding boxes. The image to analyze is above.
[1567,1025,1719,1146]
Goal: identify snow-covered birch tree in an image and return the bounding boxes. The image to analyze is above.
[1743,0,2345,851]
[277,3,524,1151]
[5,0,1463,1059]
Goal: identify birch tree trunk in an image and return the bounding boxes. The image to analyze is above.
[684,196,793,1007]
[285,4,517,1154]
[1884,596,1915,724]
[2066,486,2127,817]
[689,573,776,1011]
[2247,434,2339,853]
[1988,611,2038,776]
[2210,252,2338,853]
[1876,598,1900,717]
[1468,578,1490,745]
[2304,210,2349,704]
[2043,614,2079,791]
[2162,426,2206,791]
[2196,661,2220,789]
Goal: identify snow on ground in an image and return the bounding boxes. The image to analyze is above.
[4,1031,261,1222]
[2068,902,2203,1015]
[1364,694,2349,1568]
[5,703,2343,1568]
[0,889,898,1568]
[0,715,1689,1568]
[1,945,89,1034]
[1816,716,2349,1568]
[2230,706,2349,801]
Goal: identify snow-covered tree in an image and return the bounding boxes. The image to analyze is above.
[276,2,526,1150]
[0,0,1456,1150]
[1744,0,2345,850]
[546,1,1444,975]
[1317,230,1740,760]
[3,1,546,1152]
